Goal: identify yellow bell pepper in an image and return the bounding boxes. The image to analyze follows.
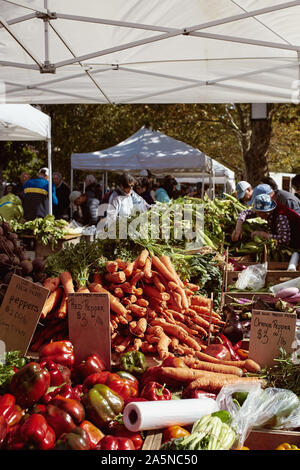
[276,443,300,450]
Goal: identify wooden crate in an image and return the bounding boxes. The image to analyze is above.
[35,235,81,258]
[245,428,300,450]
[224,292,268,305]
[142,428,300,451]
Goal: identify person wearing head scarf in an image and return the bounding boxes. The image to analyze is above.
[232,193,300,249]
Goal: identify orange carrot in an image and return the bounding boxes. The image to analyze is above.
[93,272,103,284]
[76,286,90,293]
[194,351,261,373]
[143,257,153,280]
[153,275,166,293]
[116,258,128,270]
[130,270,144,286]
[60,271,75,295]
[114,287,124,298]
[136,298,149,307]
[186,282,200,292]
[190,295,211,308]
[183,357,244,376]
[143,285,171,302]
[105,271,126,284]
[41,287,63,320]
[132,287,143,297]
[126,304,147,317]
[184,375,265,394]
[137,249,149,267]
[105,261,119,273]
[89,282,128,317]
[43,277,60,293]
[159,255,184,287]
[124,259,139,277]
[55,292,68,319]
[151,255,179,284]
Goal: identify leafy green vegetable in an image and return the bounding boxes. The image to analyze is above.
[11,215,69,249]
[0,351,28,392]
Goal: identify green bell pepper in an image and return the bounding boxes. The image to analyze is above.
[119,351,147,375]
[55,426,91,450]
[83,384,124,429]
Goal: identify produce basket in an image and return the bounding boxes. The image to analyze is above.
[35,234,81,258]
[244,429,300,451]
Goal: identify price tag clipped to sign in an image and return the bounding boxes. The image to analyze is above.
[249,309,297,368]
[0,274,49,356]
[68,292,111,369]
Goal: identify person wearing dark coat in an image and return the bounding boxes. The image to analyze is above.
[52,172,71,220]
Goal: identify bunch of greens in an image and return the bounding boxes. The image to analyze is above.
[11,215,69,249]
[46,238,108,287]
[0,351,28,393]
[257,349,300,397]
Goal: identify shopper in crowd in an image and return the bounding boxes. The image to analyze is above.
[4,183,14,195]
[155,175,177,203]
[232,193,300,250]
[84,174,102,201]
[235,181,253,204]
[13,171,30,202]
[139,177,155,205]
[23,167,58,221]
[292,174,300,200]
[52,172,70,220]
[248,183,300,215]
[103,172,151,225]
[69,189,100,226]
[260,176,278,190]
[0,185,23,221]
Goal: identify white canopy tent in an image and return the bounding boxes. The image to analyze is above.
[0,103,53,213]
[0,0,299,104]
[71,126,235,198]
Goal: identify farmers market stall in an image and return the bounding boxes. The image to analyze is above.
[0,104,54,215]
[71,126,219,196]
[0,193,300,452]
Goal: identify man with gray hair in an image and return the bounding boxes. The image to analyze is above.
[52,172,70,220]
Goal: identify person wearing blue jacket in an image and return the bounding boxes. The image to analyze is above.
[23,167,58,221]
[155,175,177,203]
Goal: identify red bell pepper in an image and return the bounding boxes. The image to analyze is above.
[0,394,24,427]
[79,420,105,449]
[106,373,139,401]
[124,397,147,406]
[95,435,135,450]
[43,395,85,439]
[10,362,51,408]
[55,426,91,450]
[113,427,143,450]
[40,359,71,387]
[203,343,232,361]
[82,371,111,392]
[76,354,105,380]
[20,413,56,450]
[41,383,84,404]
[4,424,24,450]
[140,382,171,401]
[219,334,241,361]
[0,416,8,448]
[39,341,75,368]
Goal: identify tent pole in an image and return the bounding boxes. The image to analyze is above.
[47,134,53,215]
[102,173,105,199]
[201,169,205,199]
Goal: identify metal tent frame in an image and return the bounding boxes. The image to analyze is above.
[0,0,300,104]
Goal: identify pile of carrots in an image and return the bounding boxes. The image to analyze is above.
[30,249,226,359]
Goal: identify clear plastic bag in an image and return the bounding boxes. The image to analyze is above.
[216,383,300,447]
[235,263,267,291]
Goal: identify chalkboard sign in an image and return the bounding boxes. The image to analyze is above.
[0,275,49,355]
[68,292,111,369]
[249,309,297,368]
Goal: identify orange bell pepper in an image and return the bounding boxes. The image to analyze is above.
[79,420,104,449]
[276,442,300,450]
[162,425,190,444]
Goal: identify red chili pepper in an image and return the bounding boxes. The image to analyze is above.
[182,389,217,400]
[219,334,241,361]
[76,354,105,381]
[39,341,75,368]
[40,359,71,387]
[95,435,135,450]
[140,381,171,401]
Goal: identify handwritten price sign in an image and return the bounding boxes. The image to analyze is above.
[68,292,111,369]
[0,275,49,355]
[249,310,297,368]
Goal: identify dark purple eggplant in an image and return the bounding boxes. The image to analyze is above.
[222,306,244,345]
